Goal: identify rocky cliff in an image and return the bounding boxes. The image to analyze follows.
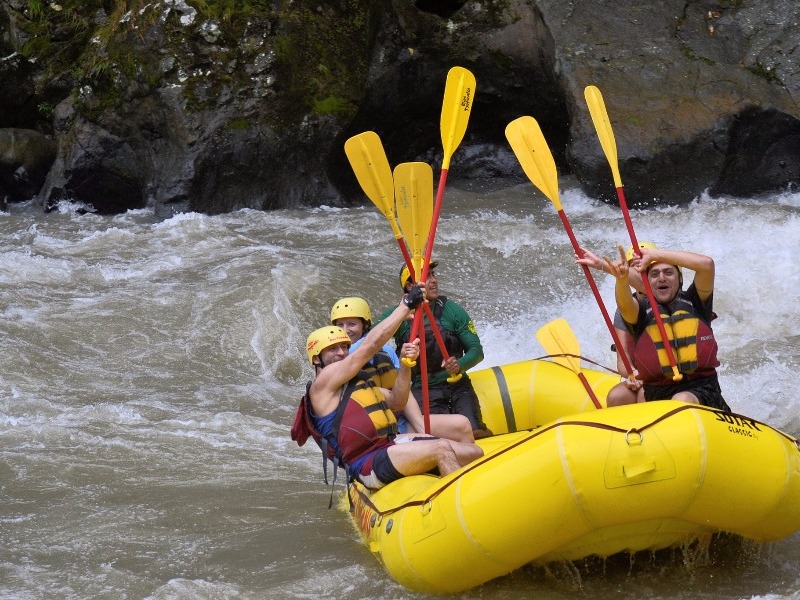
[1,0,798,216]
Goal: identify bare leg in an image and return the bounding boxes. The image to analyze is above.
[387,438,462,476]
[448,439,484,466]
[403,392,475,443]
[672,391,699,404]
[606,381,639,407]
[431,414,475,443]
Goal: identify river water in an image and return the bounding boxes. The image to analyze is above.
[1,182,799,600]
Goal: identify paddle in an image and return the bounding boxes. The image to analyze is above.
[421,65,475,280]
[584,85,682,381]
[344,131,413,269]
[505,115,635,384]
[407,66,476,348]
[394,162,432,287]
[344,132,462,385]
[536,319,602,409]
[394,162,462,392]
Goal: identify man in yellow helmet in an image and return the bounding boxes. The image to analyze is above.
[293,285,483,491]
[386,261,492,439]
[330,296,475,443]
[606,245,730,411]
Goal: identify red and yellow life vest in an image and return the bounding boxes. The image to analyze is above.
[633,290,719,383]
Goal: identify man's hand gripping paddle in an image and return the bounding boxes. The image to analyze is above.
[584,85,682,381]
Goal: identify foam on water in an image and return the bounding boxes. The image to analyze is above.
[0,186,799,600]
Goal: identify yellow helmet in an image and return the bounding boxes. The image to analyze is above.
[625,241,657,263]
[399,260,438,289]
[330,297,371,325]
[306,326,351,364]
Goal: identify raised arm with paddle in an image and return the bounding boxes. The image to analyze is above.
[343,64,476,434]
[584,85,682,381]
[505,115,635,396]
[343,133,463,378]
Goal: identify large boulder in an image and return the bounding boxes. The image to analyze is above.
[1,0,799,215]
[0,128,56,209]
[336,0,800,206]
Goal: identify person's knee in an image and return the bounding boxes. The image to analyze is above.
[607,383,637,407]
[672,391,699,404]
[429,438,462,467]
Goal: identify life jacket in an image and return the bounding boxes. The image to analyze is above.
[290,371,398,492]
[633,290,719,383]
[362,350,397,389]
[400,297,463,375]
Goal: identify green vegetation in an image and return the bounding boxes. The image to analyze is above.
[313,96,353,117]
[13,0,378,126]
[226,117,251,130]
[678,42,715,66]
[37,102,54,119]
[747,62,781,84]
[271,0,377,123]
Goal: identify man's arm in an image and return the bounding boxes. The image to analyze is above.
[450,303,483,373]
[638,248,714,302]
[310,289,425,415]
[606,245,639,325]
[576,247,644,292]
[385,340,420,411]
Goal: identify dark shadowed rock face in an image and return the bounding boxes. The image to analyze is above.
[0,128,57,209]
[1,0,799,216]
[711,109,800,198]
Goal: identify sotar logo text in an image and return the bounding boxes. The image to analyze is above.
[714,412,761,431]
[715,411,762,439]
[461,87,472,111]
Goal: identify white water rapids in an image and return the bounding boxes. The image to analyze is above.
[1,183,799,599]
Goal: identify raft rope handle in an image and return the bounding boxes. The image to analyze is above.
[532,353,620,376]
[625,429,643,446]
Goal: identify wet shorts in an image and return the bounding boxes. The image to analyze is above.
[355,447,402,490]
[354,437,437,490]
[644,373,731,412]
[412,377,487,430]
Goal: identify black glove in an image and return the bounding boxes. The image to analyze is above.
[402,284,424,309]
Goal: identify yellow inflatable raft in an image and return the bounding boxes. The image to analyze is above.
[346,358,800,594]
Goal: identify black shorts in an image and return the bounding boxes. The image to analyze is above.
[370,447,403,487]
[644,373,730,412]
[412,377,486,430]
[356,437,437,489]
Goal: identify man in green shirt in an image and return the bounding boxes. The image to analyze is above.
[383,261,492,439]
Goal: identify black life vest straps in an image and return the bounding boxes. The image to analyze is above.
[306,375,365,508]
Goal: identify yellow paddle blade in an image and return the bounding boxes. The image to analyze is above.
[584,85,623,188]
[536,318,582,374]
[440,66,476,170]
[344,132,402,238]
[505,116,561,210]
[394,162,433,280]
